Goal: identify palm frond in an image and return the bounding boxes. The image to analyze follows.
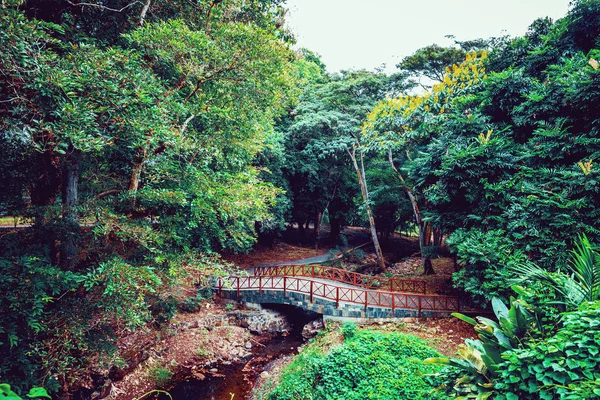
[509,235,600,309]
[568,234,600,302]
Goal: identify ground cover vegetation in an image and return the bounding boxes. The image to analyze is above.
[266,323,446,400]
[3,0,600,397]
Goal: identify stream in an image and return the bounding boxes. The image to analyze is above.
[160,305,318,400]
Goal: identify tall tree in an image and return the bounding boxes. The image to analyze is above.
[0,0,298,390]
[364,52,489,275]
[279,69,414,267]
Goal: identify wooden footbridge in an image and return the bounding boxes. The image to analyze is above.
[216,265,468,319]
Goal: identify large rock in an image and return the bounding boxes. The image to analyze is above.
[302,319,324,340]
[108,349,150,380]
[228,309,290,334]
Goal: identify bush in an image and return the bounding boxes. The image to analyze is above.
[178,287,213,313]
[447,228,529,305]
[0,244,80,392]
[148,367,173,387]
[267,327,445,400]
[495,301,600,399]
[0,384,50,399]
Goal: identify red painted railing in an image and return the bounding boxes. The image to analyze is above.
[218,275,460,314]
[253,264,427,294]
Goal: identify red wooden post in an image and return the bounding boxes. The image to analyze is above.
[336,286,339,309]
[236,277,240,297]
[259,276,262,296]
[353,273,356,286]
[418,296,422,318]
[364,290,368,312]
[310,281,314,303]
[391,293,395,316]
[283,276,287,298]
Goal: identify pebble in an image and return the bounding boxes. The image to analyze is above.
[260,371,270,379]
[209,368,218,373]
[193,372,206,380]
[245,341,252,349]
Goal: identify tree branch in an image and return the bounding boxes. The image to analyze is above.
[95,189,120,199]
[139,0,152,25]
[66,1,142,13]
[181,114,196,135]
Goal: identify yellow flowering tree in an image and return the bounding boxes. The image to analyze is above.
[362,52,488,274]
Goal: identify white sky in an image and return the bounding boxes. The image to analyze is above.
[284,0,572,73]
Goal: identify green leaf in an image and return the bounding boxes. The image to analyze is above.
[452,312,477,326]
[26,388,51,399]
[423,357,450,365]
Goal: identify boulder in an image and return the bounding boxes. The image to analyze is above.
[302,319,324,340]
[228,310,290,334]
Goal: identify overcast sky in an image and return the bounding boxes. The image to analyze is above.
[284,0,572,73]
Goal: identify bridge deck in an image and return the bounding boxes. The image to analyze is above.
[217,274,462,319]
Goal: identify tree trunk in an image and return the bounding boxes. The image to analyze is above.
[420,221,435,275]
[298,220,305,238]
[314,212,321,249]
[62,148,80,222]
[30,146,61,265]
[61,148,81,268]
[388,150,434,274]
[129,146,147,208]
[329,218,341,244]
[433,228,443,246]
[30,148,61,227]
[423,258,435,275]
[348,146,386,272]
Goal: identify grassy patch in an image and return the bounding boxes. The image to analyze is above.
[265,323,446,400]
[147,367,173,387]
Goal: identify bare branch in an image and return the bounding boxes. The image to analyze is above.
[139,0,152,25]
[181,114,196,135]
[66,1,142,13]
[95,189,120,199]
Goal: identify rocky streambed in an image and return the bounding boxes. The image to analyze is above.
[90,301,322,400]
[162,304,322,400]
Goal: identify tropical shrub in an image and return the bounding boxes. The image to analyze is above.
[429,235,600,400]
[495,302,600,399]
[447,229,530,304]
[510,234,600,309]
[425,297,536,398]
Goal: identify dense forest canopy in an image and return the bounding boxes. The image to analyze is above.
[1,0,300,391]
[2,0,600,398]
